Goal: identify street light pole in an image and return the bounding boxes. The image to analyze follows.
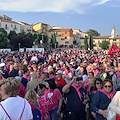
[18,43,20,51]
[33,41,35,51]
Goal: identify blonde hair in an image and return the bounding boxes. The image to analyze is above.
[25,89,39,108]
[0,77,20,97]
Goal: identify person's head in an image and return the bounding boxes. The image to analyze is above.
[25,89,38,107]
[103,79,113,93]
[24,69,30,76]
[65,66,70,72]
[35,84,46,96]
[48,66,54,73]
[93,78,103,91]
[0,77,20,100]
[32,64,38,72]
[73,77,83,87]
[45,79,56,90]
[92,63,97,70]
[40,72,49,80]
[80,67,87,75]
[88,72,94,79]
[13,63,19,70]
[49,70,55,76]
[56,70,63,78]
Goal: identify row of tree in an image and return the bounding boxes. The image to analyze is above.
[0,28,52,50]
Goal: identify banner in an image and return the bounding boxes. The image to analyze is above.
[107,44,119,58]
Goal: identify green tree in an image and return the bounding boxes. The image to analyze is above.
[84,36,88,50]
[99,40,110,50]
[86,29,100,36]
[0,28,7,36]
[50,33,56,48]
[8,30,17,40]
[10,35,33,50]
[18,30,26,35]
[0,32,8,48]
[89,35,93,50]
[26,32,35,43]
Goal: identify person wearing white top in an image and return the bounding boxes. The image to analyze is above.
[0,77,33,120]
[109,91,120,115]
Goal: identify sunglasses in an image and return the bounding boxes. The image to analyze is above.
[96,82,102,85]
[104,85,112,88]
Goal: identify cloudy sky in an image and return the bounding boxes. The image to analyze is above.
[0,0,120,36]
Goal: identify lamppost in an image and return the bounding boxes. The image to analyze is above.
[40,33,44,53]
[18,43,20,51]
[40,40,43,53]
[33,41,35,51]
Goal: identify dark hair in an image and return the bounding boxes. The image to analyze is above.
[23,69,29,74]
[76,77,83,81]
[34,84,46,93]
[93,78,103,91]
[88,72,94,76]
[82,67,87,75]
[46,78,56,90]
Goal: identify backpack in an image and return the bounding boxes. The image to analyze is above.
[106,71,115,80]
[112,74,120,91]
[33,108,42,120]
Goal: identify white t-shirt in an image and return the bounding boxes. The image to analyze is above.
[82,74,88,81]
[0,96,33,120]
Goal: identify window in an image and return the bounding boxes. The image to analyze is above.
[61,38,64,40]
[65,41,69,44]
[5,24,7,29]
[65,37,67,39]
[113,39,116,41]
[65,32,67,34]
[11,24,13,27]
[14,25,16,29]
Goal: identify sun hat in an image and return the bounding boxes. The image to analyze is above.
[56,70,63,75]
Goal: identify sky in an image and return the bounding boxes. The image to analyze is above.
[0,0,120,36]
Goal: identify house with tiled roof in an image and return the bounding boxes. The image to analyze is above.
[33,22,51,36]
[18,21,33,33]
[93,28,120,49]
[0,15,21,34]
[73,29,88,47]
[49,27,73,47]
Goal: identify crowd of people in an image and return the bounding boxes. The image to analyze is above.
[0,48,120,120]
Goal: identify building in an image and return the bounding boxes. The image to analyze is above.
[33,22,51,36]
[49,28,73,47]
[93,28,120,49]
[18,21,33,33]
[0,15,12,21]
[0,15,21,34]
[73,29,88,47]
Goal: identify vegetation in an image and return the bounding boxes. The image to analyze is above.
[50,33,56,48]
[86,29,100,36]
[99,40,110,50]
[89,35,93,50]
[84,36,88,50]
[0,32,8,48]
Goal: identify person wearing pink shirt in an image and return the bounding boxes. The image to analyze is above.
[44,79,62,120]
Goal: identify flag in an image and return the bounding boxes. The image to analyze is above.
[107,44,119,58]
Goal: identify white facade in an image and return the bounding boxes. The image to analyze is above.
[110,28,118,38]
[73,30,88,44]
[18,22,33,33]
[0,19,21,34]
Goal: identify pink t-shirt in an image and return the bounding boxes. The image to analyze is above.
[44,88,62,111]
